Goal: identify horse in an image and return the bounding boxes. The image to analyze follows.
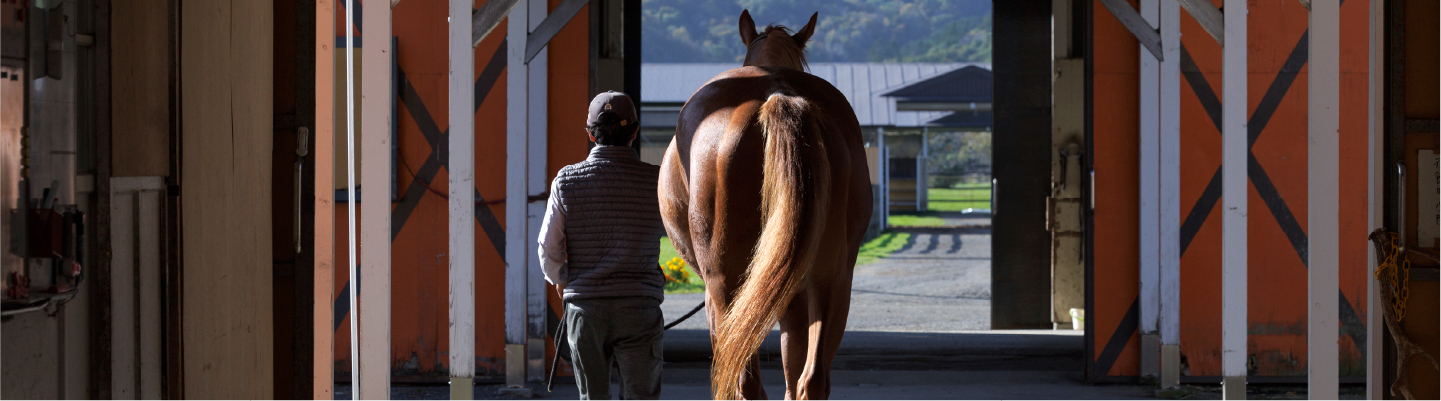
[657,10,872,400]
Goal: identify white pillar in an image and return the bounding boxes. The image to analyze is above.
[525,0,551,382]
[1307,0,1340,398]
[342,0,360,397]
[1365,0,1384,398]
[1138,0,1162,381]
[359,0,393,397]
[1158,0,1183,389]
[1221,0,1248,398]
[449,0,477,398]
[504,0,530,389]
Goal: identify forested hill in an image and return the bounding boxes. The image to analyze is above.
[642,0,991,63]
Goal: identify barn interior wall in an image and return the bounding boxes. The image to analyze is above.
[329,0,590,381]
[1089,0,1378,383]
[1,0,98,399]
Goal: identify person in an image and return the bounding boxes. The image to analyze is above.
[537,91,666,400]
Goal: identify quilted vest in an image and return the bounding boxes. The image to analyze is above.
[555,145,666,301]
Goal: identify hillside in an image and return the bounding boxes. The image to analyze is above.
[642,0,992,63]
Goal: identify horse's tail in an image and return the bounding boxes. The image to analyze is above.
[712,93,831,399]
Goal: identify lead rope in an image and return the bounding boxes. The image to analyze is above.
[546,300,707,391]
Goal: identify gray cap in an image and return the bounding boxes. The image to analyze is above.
[587,91,637,127]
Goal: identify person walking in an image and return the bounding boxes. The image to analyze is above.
[537,91,667,399]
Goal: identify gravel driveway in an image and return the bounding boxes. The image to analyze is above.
[660,226,992,332]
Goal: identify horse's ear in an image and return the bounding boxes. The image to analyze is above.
[738,9,758,47]
[792,12,818,48]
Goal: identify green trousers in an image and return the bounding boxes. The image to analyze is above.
[564,296,664,400]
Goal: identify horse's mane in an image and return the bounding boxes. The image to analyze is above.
[755,24,808,70]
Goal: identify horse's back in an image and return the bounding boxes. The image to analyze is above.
[673,66,872,251]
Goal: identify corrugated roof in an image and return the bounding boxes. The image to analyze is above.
[882,65,993,103]
[641,62,989,127]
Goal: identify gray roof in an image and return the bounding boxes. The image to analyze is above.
[641,63,989,127]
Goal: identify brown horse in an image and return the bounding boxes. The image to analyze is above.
[658,10,872,400]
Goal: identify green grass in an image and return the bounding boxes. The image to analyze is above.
[659,237,705,294]
[887,213,945,227]
[856,231,912,267]
[927,185,992,212]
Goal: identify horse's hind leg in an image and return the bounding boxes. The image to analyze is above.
[703,286,770,399]
[779,291,811,400]
[794,255,854,400]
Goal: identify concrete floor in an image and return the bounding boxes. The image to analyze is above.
[334,222,1365,399]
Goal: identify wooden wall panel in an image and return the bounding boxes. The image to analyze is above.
[1401,0,1438,119]
[180,0,275,397]
[110,0,170,177]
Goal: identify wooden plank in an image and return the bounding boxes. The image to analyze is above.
[139,190,162,399]
[1158,0,1182,389]
[110,191,136,400]
[504,1,529,388]
[1177,0,1224,47]
[359,0,393,396]
[1220,0,1247,397]
[180,0,274,397]
[1307,0,1340,398]
[525,0,550,382]
[313,0,336,396]
[472,0,525,47]
[448,0,478,396]
[524,0,588,63]
[109,0,169,177]
[1137,0,1161,380]
[1365,0,1383,397]
[1097,0,1164,61]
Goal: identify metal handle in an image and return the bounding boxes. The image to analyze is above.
[1398,162,1406,249]
[295,127,309,255]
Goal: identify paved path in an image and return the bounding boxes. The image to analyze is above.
[660,226,994,332]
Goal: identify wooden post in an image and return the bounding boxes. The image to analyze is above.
[504,0,531,392]
[525,0,550,382]
[313,0,336,397]
[1220,0,1248,398]
[1138,0,1162,381]
[1158,0,1182,389]
[449,0,477,398]
[359,0,393,397]
[1365,0,1384,398]
[1307,0,1340,398]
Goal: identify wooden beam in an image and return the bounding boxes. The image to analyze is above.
[524,0,589,64]
[473,0,524,48]
[1098,0,1164,61]
[1178,0,1224,47]
[524,0,551,382]
[1365,0,1383,398]
[1138,0,1162,381]
[312,0,335,397]
[359,0,393,397]
[504,0,530,390]
[1220,0,1247,398]
[448,0,477,398]
[1158,0,1182,389]
[1307,0,1340,398]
